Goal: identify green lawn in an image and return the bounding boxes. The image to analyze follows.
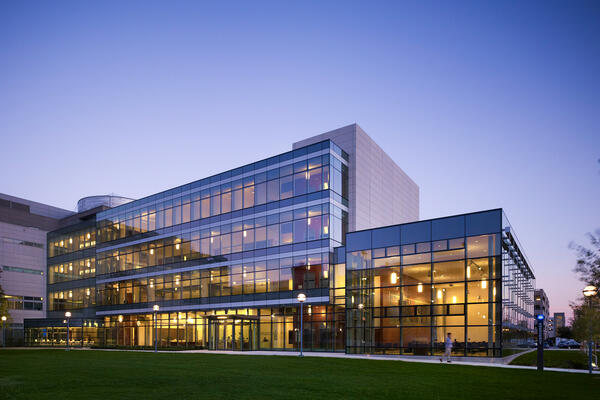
[0,350,598,400]
[501,348,529,357]
[510,350,599,370]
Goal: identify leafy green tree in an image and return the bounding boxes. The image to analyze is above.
[570,230,600,289]
[556,326,573,339]
[570,298,600,344]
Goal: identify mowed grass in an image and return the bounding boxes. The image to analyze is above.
[0,350,599,400]
[510,350,599,370]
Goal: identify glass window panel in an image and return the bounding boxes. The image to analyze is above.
[402,253,431,265]
[433,260,464,282]
[233,189,243,211]
[221,191,232,214]
[267,179,279,202]
[467,258,493,280]
[280,176,293,199]
[307,215,321,241]
[231,231,243,253]
[244,186,255,208]
[294,171,307,196]
[293,219,307,243]
[255,182,267,205]
[433,249,465,262]
[401,282,431,306]
[211,195,221,216]
[243,229,254,251]
[280,222,293,245]
[467,280,490,303]
[467,303,492,325]
[433,240,447,251]
[449,238,465,249]
[401,327,431,352]
[307,168,322,193]
[401,264,430,286]
[255,227,267,249]
[433,283,464,304]
[467,234,499,258]
[267,224,279,247]
[201,198,210,218]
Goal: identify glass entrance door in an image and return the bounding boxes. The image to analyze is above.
[209,317,257,351]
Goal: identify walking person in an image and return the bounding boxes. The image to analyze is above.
[440,332,453,363]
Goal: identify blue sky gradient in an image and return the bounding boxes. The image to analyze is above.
[1,1,599,319]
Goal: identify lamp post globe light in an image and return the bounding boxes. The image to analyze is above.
[153,305,160,353]
[1,315,6,348]
[583,285,598,374]
[297,293,306,357]
[64,312,72,351]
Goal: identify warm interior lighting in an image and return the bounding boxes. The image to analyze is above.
[68,291,73,298]
[437,290,442,300]
[210,237,214,243]
[323,270,328,279]
[466,266,471,279]
[150,248,154,255]
[217,315,228,319]
[60,240,64,247]
[87,233,91,240]
[307,218,311,225]
[86,288,90,296]
[153,305,159,312]
[323,226,329,234]
[391,272,397,284]
[308,305,312,315]
[69,238,73,244]
[243,230,247,238]
[187,318,194,324]
[481,280,487,289]
[65,312,71,318]
[452,296,457,303]
[417,283,423,293]
[118,315,123,323]
[69,264,73,271]
[493,286,497,297]
[323,182,329,190]
[175,243,180,250]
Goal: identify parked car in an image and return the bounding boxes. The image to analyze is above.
[558,339,580,349]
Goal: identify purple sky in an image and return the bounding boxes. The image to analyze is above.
[1,1,599,321]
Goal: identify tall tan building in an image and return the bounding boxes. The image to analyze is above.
[0,193,72,345]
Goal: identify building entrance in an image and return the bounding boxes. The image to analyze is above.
[208,315,258,351]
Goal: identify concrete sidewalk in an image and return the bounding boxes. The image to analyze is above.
[34,346,597,375]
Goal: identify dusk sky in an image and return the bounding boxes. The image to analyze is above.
[1,1,598,320]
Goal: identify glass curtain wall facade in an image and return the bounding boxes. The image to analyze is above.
[344,209,535,357]
[25,135,535,358]
[26,221,102,347]
[92,140,348,351]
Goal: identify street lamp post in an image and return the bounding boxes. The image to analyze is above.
[153,305,160,353]
[65,312,71,351]
[583,285,598,374]
[297,293,306,357]
[1,316,6,347]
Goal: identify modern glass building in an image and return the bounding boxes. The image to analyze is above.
[24,124,535,356]
[342,209,534,357]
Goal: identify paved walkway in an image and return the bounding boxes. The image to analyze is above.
[11,346,594,375]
